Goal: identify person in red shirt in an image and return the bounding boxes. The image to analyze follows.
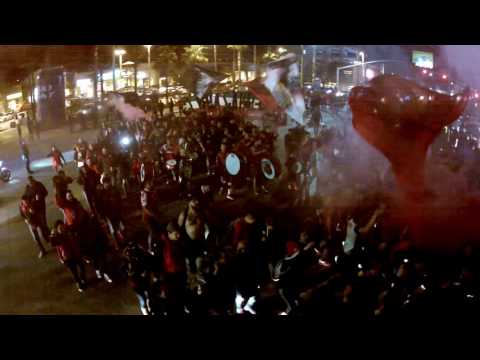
[56,190,89,235]
[228,212,258,249]
[141,183,161,253]
[19,195,48,258]
[85,143,97,164]
[50,220,87,292]
[160,221,189,315]
[73,138,88,167]
[216,141,234,200]
[47,145,66,173]
[249,139,269,196]
[160,137,180,183]
[77,157,101,215]
[96,147,116,180]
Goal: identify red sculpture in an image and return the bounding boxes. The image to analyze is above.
[349,75,473,252]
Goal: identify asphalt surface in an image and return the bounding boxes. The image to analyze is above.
[0,123,143,314]
[0,121,288,314]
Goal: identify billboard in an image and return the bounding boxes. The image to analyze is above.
[412,50,434,69]
[35,66,66,127]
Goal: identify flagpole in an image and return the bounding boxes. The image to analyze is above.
[253,45,257,78]
[300,45,304,88]
[312,45,316,83]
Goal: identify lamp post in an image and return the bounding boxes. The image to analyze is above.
[112,46,116,91]
[253,45,257,78]
[300,45,304,88]
[144,45,153,88]
[114,49,126,90]
[312,45,317,83]
[359,51,365,82]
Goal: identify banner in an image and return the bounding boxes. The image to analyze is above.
[245,79,282,112]
[246,53,305,124]
[181,65,228,99]
[264,53,305,124]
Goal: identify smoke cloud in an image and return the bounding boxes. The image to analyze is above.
[108,94,147,123]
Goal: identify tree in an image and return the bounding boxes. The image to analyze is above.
[152,46,183,102]
[184,45,208,64]
[227,45,249,83]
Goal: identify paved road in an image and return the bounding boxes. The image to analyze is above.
[0,123,285,314]
[0,125,142,314]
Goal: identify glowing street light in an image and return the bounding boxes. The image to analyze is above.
[442,74,448,80]
[365,68,375,80]
[278,47,287,54]
[359,51,365,80]
[114,48,126,71]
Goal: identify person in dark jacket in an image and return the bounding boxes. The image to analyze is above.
[24,176,49,239]
[77,158,101,215]
[53,170,73,202]
[84,215,113,284]
[123,242,152,315]
[96,178,124,250]
[20,140,33,174]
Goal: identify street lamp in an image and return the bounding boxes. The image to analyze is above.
[115,49,126,71]
[359,51,365,81]
[144,45,153,89]
[278,47,287,54]
[114,49,126,90]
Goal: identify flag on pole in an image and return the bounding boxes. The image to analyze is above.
[181,65,228,99]
[245,79,282,112]
[246,53,305,124]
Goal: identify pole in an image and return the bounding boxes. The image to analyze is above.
[312,45,316,83]
[336,67,340,92]
[147,46,153,89]
[134,62,138,94]
[100,68,104,98]
[253,45,257,78]
[214,45,217,72]
[119,54,123,90]
[112,46,116,92]
[93,46,99,127]
[362,55,365,82]
[232,49,236,83]
[239,49,244,81]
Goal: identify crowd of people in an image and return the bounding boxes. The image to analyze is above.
[17,96,480,317]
